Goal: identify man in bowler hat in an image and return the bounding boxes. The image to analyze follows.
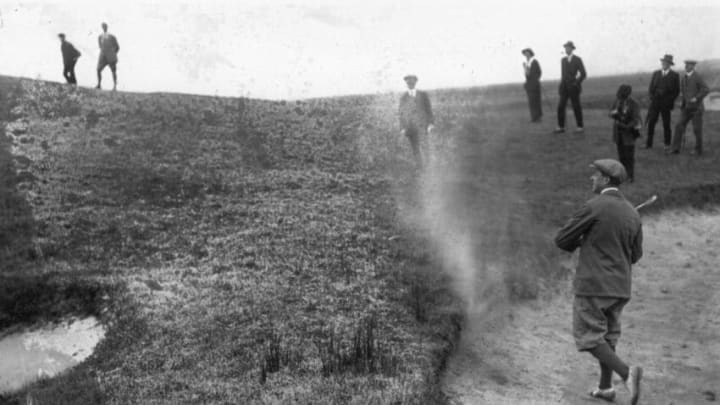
[522,48,543,122]
[671,59,710,155]
[58,33,81,85]
[646,55,680,151]
[555,158,644,405]
[398,74,435,168]
[555,41,587,133]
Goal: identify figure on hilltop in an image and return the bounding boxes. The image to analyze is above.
[646,54,680,152]
[554,41,587,134]
[96,22,120,91]
[398,74,435,169]
[58,33,81,86]
[522,48,543,123]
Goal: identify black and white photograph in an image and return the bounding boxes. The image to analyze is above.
[1,0,719,404]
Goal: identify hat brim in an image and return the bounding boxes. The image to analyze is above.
[660,58,674,65]
[403,76,418,82]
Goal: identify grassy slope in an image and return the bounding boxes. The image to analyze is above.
[1,63,719,404]
[0,76,462,404]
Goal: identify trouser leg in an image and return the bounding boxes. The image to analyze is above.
[672,109,693,152]
[405,127,422,167]
[660,108,672,146]
[569,89,583,127]
[692,110,703,153]
[557,91,569,128]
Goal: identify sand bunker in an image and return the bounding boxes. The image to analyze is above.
[442,209,720,404]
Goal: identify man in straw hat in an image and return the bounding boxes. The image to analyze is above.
[646,55,680,152]
[398,74,435,168]
[522,48,543,122]
[671,59,710,156]
[555,159,644,405]
[555,41,587,133]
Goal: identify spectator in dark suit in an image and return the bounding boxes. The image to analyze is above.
[671,59,710,156]
[609,85,642,182]
[646,54,680,151]
[58,33,81,85]
[96,22,120,91]
[555,41,587,133]
[522,48,542,122]
[399,74,435,168]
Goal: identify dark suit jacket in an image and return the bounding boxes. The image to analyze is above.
[648,69,680,110]
[555,189,643,298]
[524,59,542,91]
[610,97,641,146]
[399,90,434,130]
[559,55,587,92]
[679,71,710,111]
[61,41,81,65]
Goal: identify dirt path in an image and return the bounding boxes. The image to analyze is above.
[442,209,720,404]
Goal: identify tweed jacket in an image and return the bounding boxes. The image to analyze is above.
[679,71,710,111]
[98,33,120,63]
[60,41,81,65]
[555,189,643,298]
[398,90,434,130]
[610,97,642,146]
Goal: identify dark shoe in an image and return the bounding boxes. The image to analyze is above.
[625,366,643,405]
[589,387,616,402]
[671,150,680,155]
[553,127,565,133]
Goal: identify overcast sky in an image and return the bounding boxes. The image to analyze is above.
[0,0,718,99]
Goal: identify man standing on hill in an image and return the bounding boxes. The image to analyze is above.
[671,59,710,156]
[399,74,435,168]
[555,159,643,405]
[96,22,120,91]
[58,33,81,86]
[646,55,680,152]
[555,41,587,133]
[522,48,543,122]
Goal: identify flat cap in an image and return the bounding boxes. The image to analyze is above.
[684,59,698,65]
[403,74,418,82]
[590,159,627,183]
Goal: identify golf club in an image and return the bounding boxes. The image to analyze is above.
[635,194,658,211]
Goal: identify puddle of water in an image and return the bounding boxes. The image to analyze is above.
[0,316,106,394]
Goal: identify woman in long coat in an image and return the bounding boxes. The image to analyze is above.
[522,48,543,122]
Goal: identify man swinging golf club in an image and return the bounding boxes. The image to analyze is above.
[555,159,643,404]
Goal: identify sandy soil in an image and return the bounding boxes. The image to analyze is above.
[442,209,720,404]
